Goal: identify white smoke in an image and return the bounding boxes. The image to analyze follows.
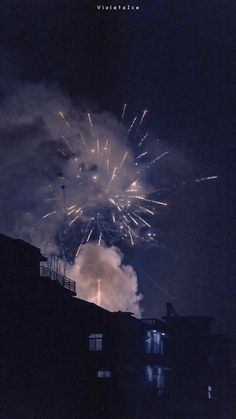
[67,242,143,317]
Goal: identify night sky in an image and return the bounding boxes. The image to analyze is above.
[0,1,235,355]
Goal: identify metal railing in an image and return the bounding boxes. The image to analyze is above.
[142,319,158,326]
[40,265,76,294]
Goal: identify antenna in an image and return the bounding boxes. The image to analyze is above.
[59,180,67,277]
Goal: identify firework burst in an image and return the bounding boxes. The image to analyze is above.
[42,105,218,256]
[42,106,170,253]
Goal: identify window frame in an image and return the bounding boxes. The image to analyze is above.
[145,330,164,355]
[89,333,103,351]
[97,369,111,379]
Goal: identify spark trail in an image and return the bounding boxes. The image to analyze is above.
[121,103,127,124]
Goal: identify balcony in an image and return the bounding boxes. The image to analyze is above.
[40,265,76,295]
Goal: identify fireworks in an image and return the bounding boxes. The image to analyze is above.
[42,106,171,252]
[42,105,218,255]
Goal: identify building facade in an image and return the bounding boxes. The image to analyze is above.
[0,234,232,419]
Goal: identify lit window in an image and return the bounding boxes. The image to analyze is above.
[208,385,212,399]
[145,330,163,354]
[97,370,111,378]
[89,333,103,351]
[146,365,166,389]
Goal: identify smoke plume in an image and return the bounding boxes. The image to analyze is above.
[67,242,143,317]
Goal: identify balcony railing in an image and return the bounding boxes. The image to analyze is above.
[40,265,76,294]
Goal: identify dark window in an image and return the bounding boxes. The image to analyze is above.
[97,369,111,378]
[146,365,166,389]
[89,333,103,351]
[208,355,216,365]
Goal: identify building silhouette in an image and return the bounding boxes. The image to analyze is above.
[0,233,232,419]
